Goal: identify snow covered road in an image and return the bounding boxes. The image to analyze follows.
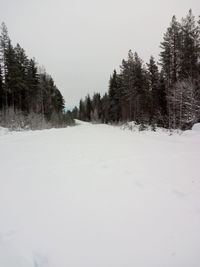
[0,122,200,267]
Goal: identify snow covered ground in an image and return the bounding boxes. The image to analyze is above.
[0,121,200,267]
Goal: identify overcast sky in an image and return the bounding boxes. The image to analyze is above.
[0,0,200,108]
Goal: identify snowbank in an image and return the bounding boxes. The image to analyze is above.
[0,127,9,136]
[192,123,200,132]
[121,121,182,135]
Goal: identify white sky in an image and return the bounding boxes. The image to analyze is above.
[0,0,200,108]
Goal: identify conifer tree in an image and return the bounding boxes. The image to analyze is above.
[179,9,199,80]
[91,93,102,122]
[14,44,29,111]
[147,56,160,123]
[85,94,92,121]
[78,99,86,121]
[108,70,121,122]
[101,93,110,123]
[157,71,167,122]
[120,50,135,120]
[160,15,181,87]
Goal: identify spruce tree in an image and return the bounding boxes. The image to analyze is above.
[91,93,102,122]
[85,94,92,121]
[14,44,29,111]
[147,56,160,124]
[78,99,86,121]
[179,9,199,80]
[157,71,168,126]
[108,70,121,122]
[101,93,110,123]
[160,15,181,87]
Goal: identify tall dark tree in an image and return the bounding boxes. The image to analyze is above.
[101,93,110,123]
[120,50,135,120]
[85,94,93,121]
[179,9,199,80]
[26,58,39,113]
[108,70,121,122]
[91,93,102,122]
[4,40,22,109]
[147,56,160,123]
[14,44,29,111]
[78,99,86,121]
[160,15,181,87]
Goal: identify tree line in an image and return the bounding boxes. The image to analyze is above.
[75,10,200,130]
[0,22,73,130]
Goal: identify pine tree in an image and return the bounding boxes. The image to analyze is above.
[101,93,110,123]
[131,52,149,124]
[179,9,199,80]
[4,40,22,109]
[78,99,86,121]
[14,44,29,111]
[120,50,135,121]
[160,15,181,87]
[91,93,102,122]
[85,94,92,121]
[147,56,160,124]
[26,58,39,113]
[158,71,168,114]
[108,70,121,122]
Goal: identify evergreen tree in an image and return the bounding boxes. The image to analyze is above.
[4,40,21,109]
[101,93,110,123]
[26,58,39,113]
[179,9,199,80]
[120,50,135,121]
[108,70,121,122]
[147,56,160,124]
[157,71,168,126]
[91,93,102,122]
[85,94,92,121]
[160,15,181,87]
[14,44,29,111]
[78,99,86,121]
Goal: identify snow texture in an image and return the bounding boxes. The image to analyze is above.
[0,120,200,267]
[192,123,200,132]
[0,127,9,136]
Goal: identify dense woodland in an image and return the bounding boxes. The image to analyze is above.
[75,10,200,130]
[0,23,73,130]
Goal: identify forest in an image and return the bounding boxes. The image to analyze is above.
[1,10,200,131]
[75,10,200,130]
[0,23,73,130]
